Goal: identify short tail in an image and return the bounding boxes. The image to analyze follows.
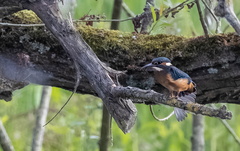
[174,93,196,121]
[174,108,187,121]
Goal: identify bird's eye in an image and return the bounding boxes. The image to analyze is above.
[153,62,160,65]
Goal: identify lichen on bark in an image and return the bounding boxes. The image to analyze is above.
[1,9,240,105]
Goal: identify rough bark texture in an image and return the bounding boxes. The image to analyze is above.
[99,1,123,149]
[18,0,136,133]
[0,6,22,18]
[1,11,240,105]
[112,86,231,120]
[0,1,239,132]
[132,0,156,33]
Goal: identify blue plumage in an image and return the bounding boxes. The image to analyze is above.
[151,64,192,84]
[169,66,192,84]
[142,57,197,121]
[152,57,171,63]
[149,57,192,83]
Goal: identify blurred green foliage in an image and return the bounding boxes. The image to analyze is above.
[1,0,240,151]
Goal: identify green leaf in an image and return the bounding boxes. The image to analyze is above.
[150,4,157,23]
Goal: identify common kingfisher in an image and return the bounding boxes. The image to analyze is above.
[142,57,196,121]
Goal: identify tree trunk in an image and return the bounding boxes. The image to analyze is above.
[0,0,239,132]
[99,105,112,151]
[31,86,51,151]
[9,0,136,133]
[0,120,15,151]
[110,0,122,30]
[1,12,240,105]
[99,0,123,150]
[191,115,205,151]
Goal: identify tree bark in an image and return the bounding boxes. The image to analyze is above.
[20,0,136,133]
[214,0,240,35]
[0,6,22,18]
[99,0,123,150]
[1,13,240,104]
[0,0,239,132]
[31,86,51,151]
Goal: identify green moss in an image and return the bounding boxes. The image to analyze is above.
[75,24,187,58]
[10,11,240,59]
[10,10,42,24]
[4,11,240,68]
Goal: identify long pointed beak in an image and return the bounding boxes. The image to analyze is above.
[142,63,163,72]
[141,63,153,69]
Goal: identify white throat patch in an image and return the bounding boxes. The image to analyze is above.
[152,67,163,71]
[166,63,172,66]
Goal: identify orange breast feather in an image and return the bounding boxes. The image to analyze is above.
[154,71,194,93]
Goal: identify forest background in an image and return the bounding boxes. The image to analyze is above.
[0,0,240,151]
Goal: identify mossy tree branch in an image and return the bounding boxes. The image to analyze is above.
[1,0,138,133]
[111,86,232,119]
[0,2,240,132]
[1,11,240,104]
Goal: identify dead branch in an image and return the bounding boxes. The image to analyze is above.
[112,86,232,120]
[214,0,240,35]
[0,0,240,133]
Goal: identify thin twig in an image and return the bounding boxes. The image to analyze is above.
[0,18,134,27]
[43,89,74,127]
[0,22,45,27]
[196,0,209,37]
[0,0,194,29]
[211,104,240,146]
[162,0,193,16]
[221,120,240,145]
[122,2,135,17]
[77,18,134,22]
[201,0,221,33]
[150,105,174,121]
[149,0,195,33]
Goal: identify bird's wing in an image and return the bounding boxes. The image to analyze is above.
[169,66,192,83]
[174,93,196,121]
[174,108,187,121]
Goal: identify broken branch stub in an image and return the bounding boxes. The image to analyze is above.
[22,0,137,133]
